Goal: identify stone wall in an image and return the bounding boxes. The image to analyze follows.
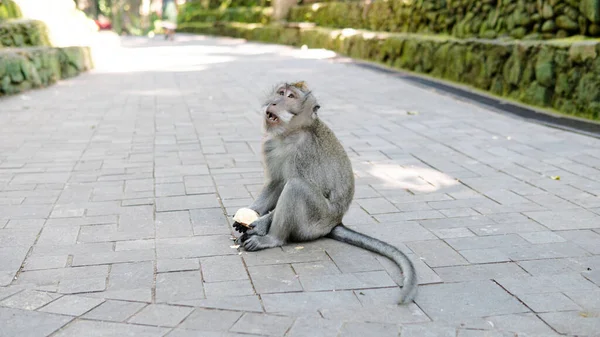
[0,46,92,95]
[178,6,272,25]
[179,22,600,120]
[289,0,600,39]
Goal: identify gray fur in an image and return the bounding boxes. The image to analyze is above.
[233,82,418,304]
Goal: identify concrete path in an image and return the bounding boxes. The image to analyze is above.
[1,34,600,337]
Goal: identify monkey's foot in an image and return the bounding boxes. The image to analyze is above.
[242,235,282,251]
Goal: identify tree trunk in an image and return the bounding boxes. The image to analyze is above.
[272,0,296,21]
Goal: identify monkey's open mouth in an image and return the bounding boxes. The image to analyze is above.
[266,112,279,123]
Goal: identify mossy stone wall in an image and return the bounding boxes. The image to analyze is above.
[0,46,92,96]
[179,22,600,120]
[289,0,600,40]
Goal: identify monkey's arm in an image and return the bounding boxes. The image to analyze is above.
[248,181,283,216]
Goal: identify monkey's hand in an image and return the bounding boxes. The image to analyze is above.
[232,208,260,233]
[235,213,273,244]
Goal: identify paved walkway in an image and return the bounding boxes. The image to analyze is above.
[1,34,600,337]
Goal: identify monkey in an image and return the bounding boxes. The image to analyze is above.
[232,81,418,304]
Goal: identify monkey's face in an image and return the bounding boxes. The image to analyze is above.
[262,82,320,135]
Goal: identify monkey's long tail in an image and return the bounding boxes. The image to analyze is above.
[326,224,418,304]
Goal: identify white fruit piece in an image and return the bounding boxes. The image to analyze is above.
[233,208,259,227]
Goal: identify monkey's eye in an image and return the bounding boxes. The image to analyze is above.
[287,93,295,99]
[278,90,284,96]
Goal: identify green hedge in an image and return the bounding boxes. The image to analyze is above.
[289,0,600,40]
[0,46,92,96]
[0,19,50,48]
[180,0,271,11]
[179,22,600,120]
[0,0,21,21]
[178,7,272,25]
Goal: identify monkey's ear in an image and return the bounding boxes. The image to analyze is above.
[292,81,308,91]
[313,105,320,113]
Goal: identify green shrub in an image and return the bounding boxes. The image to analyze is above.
[0,19,51,48]
[180,22,600,120]
[0,0,22,21]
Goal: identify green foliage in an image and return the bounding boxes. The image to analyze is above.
[181,22,600,120]
[0,45,92,96]
[0,19,51,48]
[180,0,271,11]
[288,0,600,39]
[0,0,22,21]
[179,6,272,24]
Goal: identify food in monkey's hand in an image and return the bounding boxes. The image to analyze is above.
[232,208,259,232]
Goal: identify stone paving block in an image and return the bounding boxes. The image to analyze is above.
[230,313,294,336]
[0,287,24,302]
[286,316,342,337]
[155,211,194,238]
[321,303,430,325]
[242,244,330,267]
[430,227,475,239]
[399,324,456,337]
[324,243,385,273]
[0,289,61,310]
[0,307,73,336]
[406,240,469,267]
[468,222,548,236]
[156,183,186,197]
[0,228,40,247]
[498,242,589,260]
[156,235,236,259]
[519,231,567,244]
[445,234,529,250]
[128,303,194,327]
[291,260,341,276]
[261,291,362,313]
[375,210,445,222]
[157,258,199,273]
[174,295,264,313]
[299,270,396,292]
[72,249,155,266]
[190,208,231,235]
[115,239,155,251]
[484,313,558,336]
[248,264,302,294]
[523,209,600,230]
[38,295,104,316]
[179,308,243,331]
[415,280,529,321]
[419,216,495,230]
[57,277,107,294]
[52,319,170,337]
[518,292,581,313]
[557,229,600,254]
[156,194,220,212]
[338,321,400,337]
[37,226,79,246]
[539,311,600,336]
[495,274,597,295]
[564,289,600,310]
[82,300,147,322]
[23,255,68,271]
[156,271,205,303]
[201,255,247,282]
[356,197,398,215]
[458,248,511,264]
[348,222,436,244]
[433,263,528,282]
[204,280,255,298]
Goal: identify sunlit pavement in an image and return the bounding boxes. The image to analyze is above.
[1,33,600,336]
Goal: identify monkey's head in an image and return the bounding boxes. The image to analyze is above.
[262,81,320,135]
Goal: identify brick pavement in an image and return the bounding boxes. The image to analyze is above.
[0,34,599,336]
